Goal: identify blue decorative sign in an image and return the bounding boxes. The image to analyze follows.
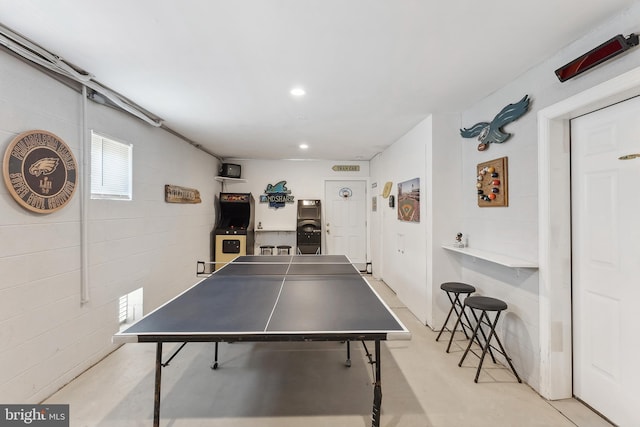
[259,180,294,209]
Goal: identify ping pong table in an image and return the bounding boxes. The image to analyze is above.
[113,254,410,427]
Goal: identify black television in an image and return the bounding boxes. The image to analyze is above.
[219,163,241,178]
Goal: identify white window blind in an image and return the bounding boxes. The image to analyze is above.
[91,131,132,200]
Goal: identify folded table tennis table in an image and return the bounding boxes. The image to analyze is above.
[113,254,410,427]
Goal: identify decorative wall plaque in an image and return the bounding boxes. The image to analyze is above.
[476,157,508,207]
[259,180,294,209]
[164,185,201,204]
[460,95,530,151]
[2,130,77,214]
[332,165,360,172]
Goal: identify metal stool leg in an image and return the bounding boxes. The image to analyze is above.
[444,293,477,353]
[466,306,498,364]
[485,320,522,383]
[458,309,483,367]
[460,308,522,383]
[436,283,476,351]
[472,310,497,382]
[436,291,460,341]
[458,295,520,383]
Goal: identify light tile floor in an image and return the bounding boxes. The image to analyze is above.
[44,277,613,427]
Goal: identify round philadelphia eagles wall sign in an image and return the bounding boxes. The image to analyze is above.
[3,130,78,214]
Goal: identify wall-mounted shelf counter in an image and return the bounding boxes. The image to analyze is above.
[256,227,296,232]
[441,245,538,269]
[214,176,246,183]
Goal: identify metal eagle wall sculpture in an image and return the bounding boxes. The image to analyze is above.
[460,95,531,151]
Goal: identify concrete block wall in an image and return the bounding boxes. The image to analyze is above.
[0,51,219,403]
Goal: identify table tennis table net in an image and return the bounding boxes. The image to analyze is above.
[215,261,359,276]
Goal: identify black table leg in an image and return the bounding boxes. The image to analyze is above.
[211,342,219,370]
[371,339,382,427]
[154,342,162,427]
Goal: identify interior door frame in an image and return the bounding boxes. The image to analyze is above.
[538,66,640,400]
[323,177,371,267]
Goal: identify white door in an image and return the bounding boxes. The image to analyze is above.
[571,96,640,426]
[324,180,367,269]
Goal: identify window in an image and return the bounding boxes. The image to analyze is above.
[119,287,143,331]
[91,131,132,200]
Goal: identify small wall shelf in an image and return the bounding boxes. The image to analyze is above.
[214,176,246,183]
[256,227,296,232]
[442,245,538,269]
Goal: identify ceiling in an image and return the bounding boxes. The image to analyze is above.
[0,1,636,161]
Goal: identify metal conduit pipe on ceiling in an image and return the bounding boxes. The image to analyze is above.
[0,23,222,159]
[0,22,163,127]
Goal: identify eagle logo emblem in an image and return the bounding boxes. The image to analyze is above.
[28,157,60,177]
[460,95,531,151]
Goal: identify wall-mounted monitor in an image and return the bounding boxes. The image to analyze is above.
[219,163,241,178]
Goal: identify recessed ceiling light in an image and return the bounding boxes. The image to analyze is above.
[299,143,309,149]
[290,87,306,97]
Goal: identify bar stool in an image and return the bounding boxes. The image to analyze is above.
[259,245,274,255]
[435,282,476,352]
[458,295,522,383]
[277,245,291,255]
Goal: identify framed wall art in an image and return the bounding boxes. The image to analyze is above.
[397,177,420,222]
[476,157,508,207]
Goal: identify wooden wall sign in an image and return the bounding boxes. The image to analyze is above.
[3,130,77,214]
[332,165,360,172]
[165,185,201,204]
[477,157,508,207]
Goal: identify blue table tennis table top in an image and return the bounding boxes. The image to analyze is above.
[114,255,409,343]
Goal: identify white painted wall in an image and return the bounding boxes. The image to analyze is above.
[427,114,463,328]
[0,52,219,403]
[372,3,640,394]
[458,3,640,392]
[218,159,369,253]
[371,119,428,322]
[370,114,461,326]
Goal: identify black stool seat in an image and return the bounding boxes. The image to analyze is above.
[464,295,507,311]
[436,282,476,352]
[441,282,476,294]
[459,295,521,383]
